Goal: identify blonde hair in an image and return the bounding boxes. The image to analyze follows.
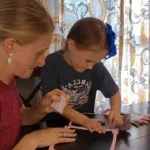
[0,0,54,45]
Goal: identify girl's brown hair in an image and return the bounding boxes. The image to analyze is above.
[65,17,108,52]
[0,0,54,45]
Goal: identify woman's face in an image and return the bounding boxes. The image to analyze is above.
[6,33,53,78]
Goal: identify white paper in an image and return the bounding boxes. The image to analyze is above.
[50,96,66,114]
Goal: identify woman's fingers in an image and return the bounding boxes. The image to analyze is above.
[52,89,66,96]
[58,137,76,143]
[50,94,61,102]
[58,132,77,138]
[47,89,70,103]
[54,128,77,144]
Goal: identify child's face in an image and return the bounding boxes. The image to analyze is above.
[67,42,108,73]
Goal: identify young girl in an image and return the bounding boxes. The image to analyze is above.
[41,17,123,128]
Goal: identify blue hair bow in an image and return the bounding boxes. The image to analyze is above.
[105,23,117,59]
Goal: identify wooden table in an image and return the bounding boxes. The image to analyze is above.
[21,101,150,150]
[116,101,150,150]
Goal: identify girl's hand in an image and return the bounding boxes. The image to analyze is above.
[82,118,106,134]
[108,110,123,128]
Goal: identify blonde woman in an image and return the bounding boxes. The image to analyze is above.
[0,0,76,149]
[0,0,109,149]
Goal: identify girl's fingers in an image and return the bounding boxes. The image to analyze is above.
[94,125,105,134]
[119,116,123,125]
[108,115,113,125]
[112,118,117,126]
[88,124,106,134]
[88,126,94,133]
[95,119,105,124]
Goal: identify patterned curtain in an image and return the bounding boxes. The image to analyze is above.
[40,0,150,112]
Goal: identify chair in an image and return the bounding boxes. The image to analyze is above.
[18,67,42,107]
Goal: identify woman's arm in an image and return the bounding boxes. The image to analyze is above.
[13,134,37,150]
[21,89,67,125]
[20,105,46,125]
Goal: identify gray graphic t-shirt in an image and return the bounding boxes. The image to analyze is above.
[61,79,92,109]
[41,50,119,125]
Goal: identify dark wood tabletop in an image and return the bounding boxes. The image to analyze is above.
[20,101,150,150]
[116,101,150,150]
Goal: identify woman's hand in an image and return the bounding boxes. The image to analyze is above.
[15,128,76,150]
[32,127,76,148]
[37,89,70,115]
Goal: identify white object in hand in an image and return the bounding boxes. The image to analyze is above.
[50,96,66,114]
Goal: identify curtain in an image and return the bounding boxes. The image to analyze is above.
[40,0,150,112]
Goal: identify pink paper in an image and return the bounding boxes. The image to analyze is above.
[50,96,66,114]
[49,124,119,150]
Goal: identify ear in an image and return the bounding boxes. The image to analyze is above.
[67,39,76,51]
[3,38,17,55]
